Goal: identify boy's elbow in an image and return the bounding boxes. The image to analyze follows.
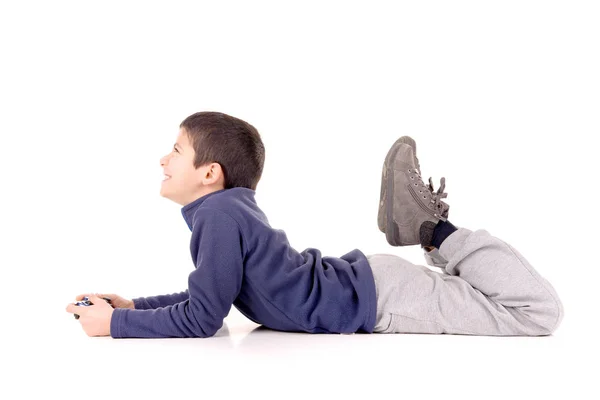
[187,314,222,338]
[190,323,220,338]
[186,300,226,338]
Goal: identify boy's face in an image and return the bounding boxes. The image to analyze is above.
[160,128,225,206]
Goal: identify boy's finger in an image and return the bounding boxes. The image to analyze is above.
[65,303,87,314]
[89,294,108,305]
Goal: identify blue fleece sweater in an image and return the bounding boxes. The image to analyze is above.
[110,187,377,338]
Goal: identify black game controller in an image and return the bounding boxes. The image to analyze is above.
[73,296,114,319]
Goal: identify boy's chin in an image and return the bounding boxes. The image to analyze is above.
[159,187,172,200]
[160,189,184,205]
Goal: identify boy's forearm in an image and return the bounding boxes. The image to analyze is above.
[110,301,223,339]
[132,290,189,310]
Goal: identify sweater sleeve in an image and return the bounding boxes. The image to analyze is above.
[110,209,244,338]
[132,290,189,310]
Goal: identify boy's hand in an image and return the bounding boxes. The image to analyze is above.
[66,294,114,337]
[75,293,135,309]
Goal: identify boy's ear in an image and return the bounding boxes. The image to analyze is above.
[208,162,220,177]
[206,163,224,183]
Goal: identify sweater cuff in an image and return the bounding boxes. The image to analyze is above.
[132,297,151,310]
[110,308,127,338]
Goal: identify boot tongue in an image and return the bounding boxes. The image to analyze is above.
[419,221,437,248]
[441,203,450,219]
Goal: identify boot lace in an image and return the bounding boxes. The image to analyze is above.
[408,168,448,217]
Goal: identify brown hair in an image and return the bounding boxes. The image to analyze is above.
[180,111,265,191]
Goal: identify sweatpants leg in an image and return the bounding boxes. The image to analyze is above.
[367,227,564,336]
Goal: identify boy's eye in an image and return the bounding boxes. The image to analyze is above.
[173,148,179,153]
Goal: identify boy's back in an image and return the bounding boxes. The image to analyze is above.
[110,187,377,338]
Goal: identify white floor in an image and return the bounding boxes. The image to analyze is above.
[5,305,591,400]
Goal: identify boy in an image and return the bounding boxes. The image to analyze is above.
[66,111,564,338]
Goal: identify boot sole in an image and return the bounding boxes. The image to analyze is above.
[377,137,419,233]
[377,142,401,233]
[384,143,404,246]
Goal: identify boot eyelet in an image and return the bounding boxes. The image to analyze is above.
[423,196,426,199]
[414,183,417,186]
[419,190,422,193]
[410,177,414,180]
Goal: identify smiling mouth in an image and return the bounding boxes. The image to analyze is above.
[163,175,171,181]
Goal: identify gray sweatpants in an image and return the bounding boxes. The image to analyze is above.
[367,227,564,336]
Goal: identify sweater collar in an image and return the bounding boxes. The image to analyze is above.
[181,188,227,230]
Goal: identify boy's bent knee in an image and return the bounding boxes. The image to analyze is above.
[545,297,564,335]
[539,288,564,335]
[523,297,564,336]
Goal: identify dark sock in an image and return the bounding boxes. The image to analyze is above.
[431,219,458,249]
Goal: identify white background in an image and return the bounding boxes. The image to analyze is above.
[1,1,598,399]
